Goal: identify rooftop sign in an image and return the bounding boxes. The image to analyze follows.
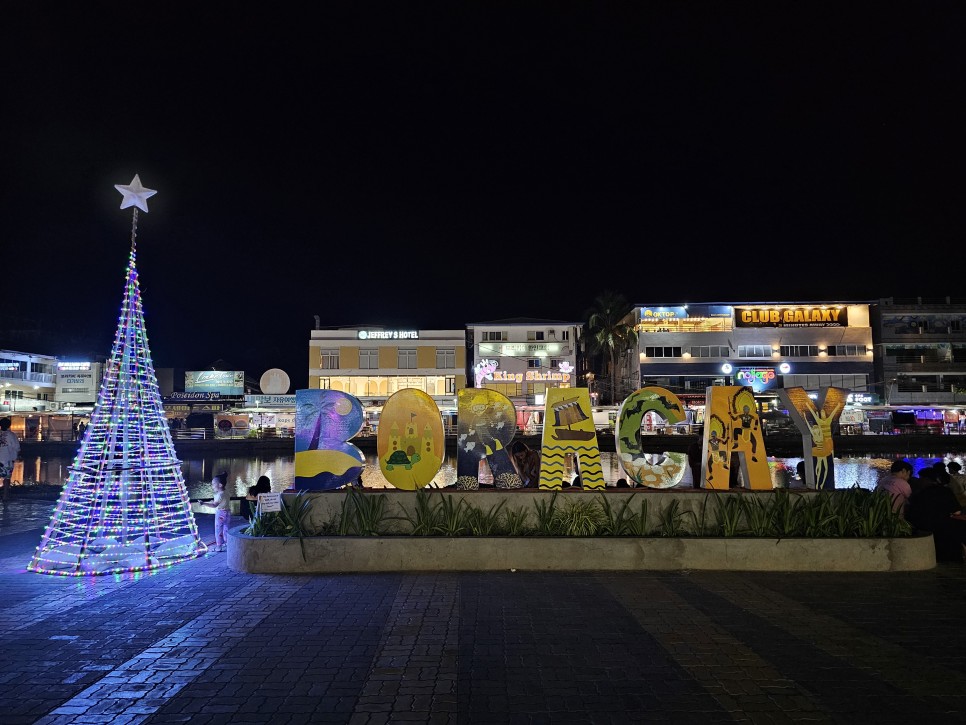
[357,330,419,340]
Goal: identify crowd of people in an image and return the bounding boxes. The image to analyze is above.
[875,458,966,562]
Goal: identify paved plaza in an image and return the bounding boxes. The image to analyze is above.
[2,497,966,724]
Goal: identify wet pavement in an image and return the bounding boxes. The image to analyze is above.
[2,495,966,724]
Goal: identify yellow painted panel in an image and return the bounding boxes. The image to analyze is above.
[538,388,603,490]
[377,389,444,490]
[703,386,771,490]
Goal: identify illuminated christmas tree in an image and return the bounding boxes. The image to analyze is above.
[28,175,207,575]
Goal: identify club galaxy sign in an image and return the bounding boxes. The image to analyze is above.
[735,306,848,328]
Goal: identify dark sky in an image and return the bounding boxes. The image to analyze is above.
[4,4,965,390]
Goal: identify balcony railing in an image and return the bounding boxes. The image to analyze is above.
[0,370,55,384]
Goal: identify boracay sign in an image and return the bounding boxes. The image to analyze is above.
[293,384,847,492]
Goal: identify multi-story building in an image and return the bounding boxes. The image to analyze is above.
[871,297,966,407]
[465,318,583,419]
[308,325,466,427]
[623,302,876,427]
[0,349,58,413]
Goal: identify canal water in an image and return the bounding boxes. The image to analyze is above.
[11,449,966,501]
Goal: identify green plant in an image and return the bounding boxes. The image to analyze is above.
[397,490,477,536]
[597,493,641,536]
[850,487,903,537]
[435,493,473,536]
[339,487,390,536]
[622,498,651,536]
[554,498,604,536]
[466,499,507,536]
[533,492,560,535]
[799,493,837,537]
[769,489,804,538]
[502,507,532,536]
[242,491,313,560]
[657,498,695,537]
[712,493,746,537]
[743,496,771,536]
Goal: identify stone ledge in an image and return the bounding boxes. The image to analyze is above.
[227,527,936,573]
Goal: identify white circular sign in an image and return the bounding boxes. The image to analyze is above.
[259,368,290,395]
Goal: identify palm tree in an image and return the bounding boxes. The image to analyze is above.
[585,291,638,405]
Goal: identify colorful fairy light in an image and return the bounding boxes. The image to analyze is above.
[28,177,206,576]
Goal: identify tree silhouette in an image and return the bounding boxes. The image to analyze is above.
[585,291,638,405]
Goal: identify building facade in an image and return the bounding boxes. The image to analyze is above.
[308,326,467,425]
[625,302,876,426]
[872,297,966,406]
[0,349,59,412]
[465,318,583,405]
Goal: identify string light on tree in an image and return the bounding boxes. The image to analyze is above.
[28,175,206,576]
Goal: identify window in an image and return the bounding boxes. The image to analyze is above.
[780,345,820,357]
[827,345,868,357]
[436,348,455,368]
[550,359,564,368]
[528,358,541,368]
[320,349,340,369]
[688,345,730,358]
[359,349,379,370]
[482,331,506,342]
[527,331,545,341]
[445,376,455,395]
[643,346,682,358]
[561,330,570,341]
[398,349,417,369]
[737,345,771,358]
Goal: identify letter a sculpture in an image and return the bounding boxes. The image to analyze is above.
[29,176,207,575]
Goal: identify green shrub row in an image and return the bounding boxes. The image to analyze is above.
[242,487,912,540]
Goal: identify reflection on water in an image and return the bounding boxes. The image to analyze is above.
[13,450,966,499]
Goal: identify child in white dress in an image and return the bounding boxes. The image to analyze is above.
[205,472,231,552]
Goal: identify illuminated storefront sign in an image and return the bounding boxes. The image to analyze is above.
[357,330,419,340]
[735,367,778,392]
[496,343,564,354]
[185,370,244,395]
[638,305,732,320]
[735,307,848,328]
[57,362,91,371]
[847,392,877,405]
[246,394,297,407]
[640,306,688,319]
[168,392,222,401]
[492,370,571,383]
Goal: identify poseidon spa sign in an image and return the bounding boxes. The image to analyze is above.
[735,307,848,328]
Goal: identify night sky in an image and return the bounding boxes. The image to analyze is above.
[5,4,965,390]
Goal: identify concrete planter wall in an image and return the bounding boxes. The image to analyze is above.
[226,489,936,573]
[227,529,935,574]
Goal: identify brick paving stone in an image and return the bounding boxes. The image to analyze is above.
[4,498,966,722]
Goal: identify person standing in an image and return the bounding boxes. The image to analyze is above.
[204,471,231,552]
[0,417,22,502]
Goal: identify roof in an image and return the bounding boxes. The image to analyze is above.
[465,317,584,326]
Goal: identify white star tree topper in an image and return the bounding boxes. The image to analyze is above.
[114,174,157,212]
